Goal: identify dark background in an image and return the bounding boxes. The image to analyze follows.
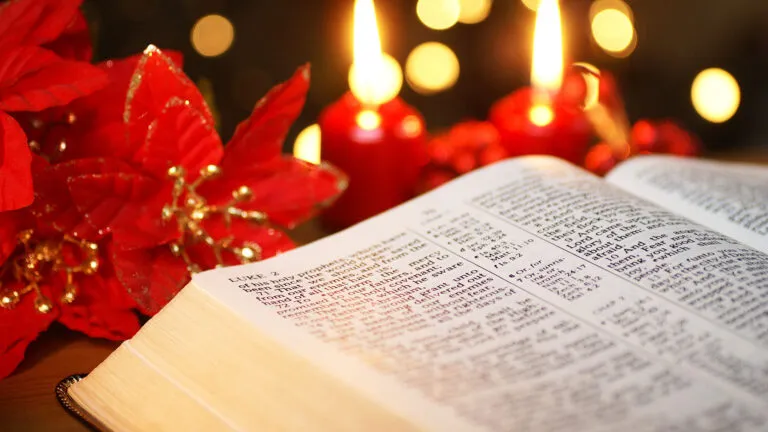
[83,0,768,154]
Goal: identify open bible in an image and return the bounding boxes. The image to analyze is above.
[67,155,768,431]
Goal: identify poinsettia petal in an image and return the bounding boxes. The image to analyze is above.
[101,50,184,87]
[30,158,135,239]
[0,46,59,88]
[0,48,108,112]
[0,210,23,264]
[0,111,33,211]
[194,217,295,268]
[201,157,348,228]
[111,186,180,250]
[111,245,190,315]
[59,121,129,162]
[42,10,92,61]
[68,172,177,247]
[220,64,310,172]
[48,51,185,163]
[244,160,347,228]
[124,46,214,165]
[0,0,42,51]
[138,99,223,179]
[0,282,58,379]
[57,270,140,340]
[0,0,81,51]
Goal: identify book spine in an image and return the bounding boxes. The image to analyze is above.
[55,374,104,431]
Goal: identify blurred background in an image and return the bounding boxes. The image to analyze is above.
[84,0,768,155]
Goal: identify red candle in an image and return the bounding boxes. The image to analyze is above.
[319,93,426,229]
[318,0,427,229]
[489,0,592,165]
[489,88,591,164]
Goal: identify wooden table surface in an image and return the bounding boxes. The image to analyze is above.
[1,150,766,431]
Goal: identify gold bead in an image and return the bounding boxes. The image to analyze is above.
[87,242,99,251]
[58,140,67,152]
[245,211,267,223]
[190,209,206,221]
[18,230,33,243]
[185,196,201,207]
[30,118,44,129]
[1,291,20,308]
[226,207,244,217]
[67,112,77,124]
[169,243,182,256]
[240,247,256,260]
[167,166,186,178]
[35,296,54,314]
[28,140,41,151]
[61,284,77,304]
[232,186,253,201]
[161,205,174,221]
[84,260,99,274]
[201,165,221,178]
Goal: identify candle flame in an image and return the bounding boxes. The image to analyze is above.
[350,0,393,106]
[531,0,563,99]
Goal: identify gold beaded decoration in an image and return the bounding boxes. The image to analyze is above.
[162,164,266,273]
[0,230,100,314]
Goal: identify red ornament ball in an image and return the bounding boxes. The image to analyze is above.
[585,119,701,176]
[631,119,700,156]
[584,143,620,176]
[417,121,508,193]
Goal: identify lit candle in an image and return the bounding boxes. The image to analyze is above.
[489,0,591,164]
[319,0,427,230]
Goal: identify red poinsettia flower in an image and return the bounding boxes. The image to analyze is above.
[0,0,106,211]
[66,47,346,314]
[0,158,140,380]
[16,50,185,165]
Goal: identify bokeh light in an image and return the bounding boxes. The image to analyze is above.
[691,68,741,123]
[400,115,424,138]
[349,52,403,105]
[591,8,636,56]
[589,0,633,23]
[191,14,234,57]
[458,0,492,24]
[521,0,540,12]
[416,0,460,30]
[405,42,460,95]
[293,124,321,165]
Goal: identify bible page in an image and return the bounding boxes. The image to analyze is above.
[606,155,768,252]
[195,156,768,432]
